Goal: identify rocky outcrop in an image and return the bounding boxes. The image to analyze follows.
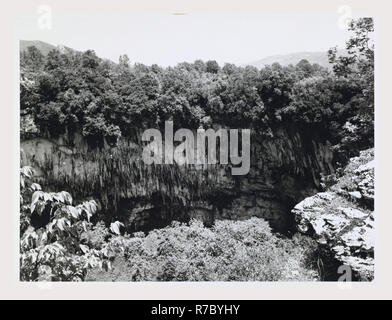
[292,149,374,280]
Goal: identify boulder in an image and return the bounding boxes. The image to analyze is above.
[292,148,374,281]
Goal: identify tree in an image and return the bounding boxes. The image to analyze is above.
[295,59,314,79]
[257,63,295,122]
[82,50,100,69]
[206,60,220,74]
[46,49,68,70]
[328,17,374,154]
[119,54,130,69]
[222,63,237,75]
[21,46,45,72]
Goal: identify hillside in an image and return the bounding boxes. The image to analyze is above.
[246,50,345,69]
[20,40,76,56]
[20,40,56,55]
[21,40,342,69]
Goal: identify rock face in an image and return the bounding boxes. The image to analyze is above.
[21,127,335,232]
[292,149,374,281]
[185,127,335,231]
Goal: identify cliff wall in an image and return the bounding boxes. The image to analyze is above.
[21,127,335,232]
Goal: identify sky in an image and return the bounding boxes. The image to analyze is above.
[17,13,351,66]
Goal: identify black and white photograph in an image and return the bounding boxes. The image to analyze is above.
[18,8,374,283]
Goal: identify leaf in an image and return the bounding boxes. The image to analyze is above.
[89,200,98,214]
[31,191,42,207]
[48,220,56,233]
[86,211,92,222]
[31,252,37,264]
[53,192,64,203]
[80,244,89,254]
[30,183,41,191]
[81,221,88,232]
[31,200,45,215]
[53,207,64,218]
[43,192,52,202]
[56,218,67,231]
[60,191,73,205]
[40,231,48,245]
[31,191,44,213]
[84,201,91,214]
[110,221,124,235]
[67,206,79,219]
[35,201,46,216]
[21,166,33,179]
[84,200,99,220]
[30,202,36,214]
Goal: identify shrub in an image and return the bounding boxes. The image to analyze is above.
[88,218,319,281]
[20,168,111,281]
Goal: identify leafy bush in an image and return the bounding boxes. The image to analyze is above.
[88,218,319,281]
[21,167,320,282]
[20,168,111,281]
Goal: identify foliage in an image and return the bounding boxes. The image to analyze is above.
[88,218,319,281]
[19,19,375,282]
[21,168,320,282]
[20,18,374,158]
[328,17,374,156]
[20,168,111,281]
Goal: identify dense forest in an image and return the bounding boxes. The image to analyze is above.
[21,18,373,158]
[20,18,374,281]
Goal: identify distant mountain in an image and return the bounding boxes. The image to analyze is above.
[21,40,345,70]
[245,50,346,69]
[20,40,76,55]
